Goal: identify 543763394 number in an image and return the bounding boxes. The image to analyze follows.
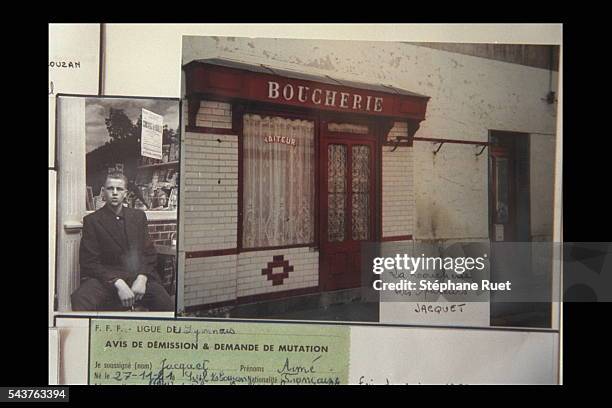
[2,388,68,402]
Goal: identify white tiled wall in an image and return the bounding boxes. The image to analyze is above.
[183,254,237,307]
[382,126,415,238]
[195,101,232,128]
[237,247,319,298]
[387,121,409,142]
[182,101,239,308]
[182,131,238,252]
[184,248,319,308]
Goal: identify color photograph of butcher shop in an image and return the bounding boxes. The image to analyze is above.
[177,36,559,324]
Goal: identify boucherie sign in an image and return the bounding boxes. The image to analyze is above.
[267,81,384,113]
[183,61,429,121]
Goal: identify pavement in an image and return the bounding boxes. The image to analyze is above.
[192,288,379,323]
[231,300,379,322]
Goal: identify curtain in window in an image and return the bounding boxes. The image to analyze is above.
[243,114,315,248]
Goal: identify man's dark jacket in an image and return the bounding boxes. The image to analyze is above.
[79,205,160,288]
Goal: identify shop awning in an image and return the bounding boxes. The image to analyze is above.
[183,58,430,122]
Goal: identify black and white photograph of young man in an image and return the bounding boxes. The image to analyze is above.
[54,95,180,312]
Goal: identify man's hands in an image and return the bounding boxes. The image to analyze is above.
[114,275,147,308]
[131,275,148,302]
[114,279,135,308]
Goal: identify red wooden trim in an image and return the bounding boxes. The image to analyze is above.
[377,122,383,241]
[185,248,238,259]
[236,286,319,304]
[321,111,379,130]
[318,124,328,290]
[187,97,200,128]
[185,125,236,135]
[240,243,316,253]
[380,235,413,242]
[184,62,429,120]
[413,137,489,146]
[314,115,320,249]
[317,128,379,291]
[347,138,353,241]
[376,119,393,240]
[243,104,319,122]
[232,101,245,134]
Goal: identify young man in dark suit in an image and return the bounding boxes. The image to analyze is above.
[71,171,174,311]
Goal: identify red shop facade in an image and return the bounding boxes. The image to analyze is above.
[180,59,430,311]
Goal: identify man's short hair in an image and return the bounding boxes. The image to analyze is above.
[105,170,128,186]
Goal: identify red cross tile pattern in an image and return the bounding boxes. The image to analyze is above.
[261,255,294,286]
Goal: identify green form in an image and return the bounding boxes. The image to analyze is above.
[89,319,350,385]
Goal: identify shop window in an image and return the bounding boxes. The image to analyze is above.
[242,114,315,248]
[327,144,347,242]
[351,145,371,240]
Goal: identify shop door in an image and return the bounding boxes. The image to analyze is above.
[489,131,530,242]
[489,140,516,242]
[319,132,377,291]
[489,131,549,327]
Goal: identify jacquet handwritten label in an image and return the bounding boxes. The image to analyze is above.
[89,319,350,385]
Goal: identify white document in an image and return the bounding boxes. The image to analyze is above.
[48,24,100,95]
[56,319,90,385]
[380,302,490,327]
[49,23,100,168]
[55,317,559,385]
[350,325,558,384]
[141,108,164,160]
